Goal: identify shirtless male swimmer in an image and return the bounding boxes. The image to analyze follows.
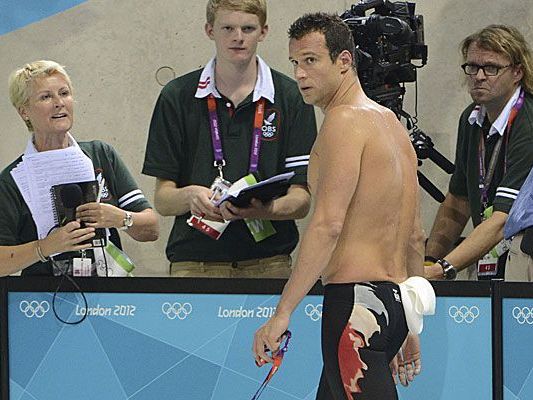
[253,13,435,400]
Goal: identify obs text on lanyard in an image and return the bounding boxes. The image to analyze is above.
[207,94,265,178]
[478,89,525,218]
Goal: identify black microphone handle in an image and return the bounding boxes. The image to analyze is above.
[59,183,84,226]
[60,209,87,231]
[417,171,446,203]
[426,146,455,174]
[63,207,77,224]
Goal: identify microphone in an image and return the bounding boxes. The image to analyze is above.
[53,182,103,271]
[60,183,84,225]
[54,183,90,265]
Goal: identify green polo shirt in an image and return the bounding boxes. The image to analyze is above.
[143,68,317,262]
[449,92,533,227]
[0,140,152,275]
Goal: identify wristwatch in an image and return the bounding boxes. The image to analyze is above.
[120,211,133,231]
[437,259,457,280]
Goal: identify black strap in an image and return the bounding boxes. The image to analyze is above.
[521,227,533,256]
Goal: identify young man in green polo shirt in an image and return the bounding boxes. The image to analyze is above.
[425,25,533,281]
[142,0,317,278]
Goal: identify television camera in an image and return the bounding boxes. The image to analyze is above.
[341,0,454,202]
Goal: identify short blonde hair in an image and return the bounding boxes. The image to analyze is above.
[461,25,533,94]
[8,60,72,131]
[206,0,267,27]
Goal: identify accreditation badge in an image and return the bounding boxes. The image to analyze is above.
[477,206,511,278]
[73,257,93,277]
[186,176,232,240]
[477,254,498,277]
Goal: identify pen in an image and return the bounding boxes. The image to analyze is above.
[96,178,105,202]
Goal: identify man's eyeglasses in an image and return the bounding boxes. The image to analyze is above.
[461,63,512,76]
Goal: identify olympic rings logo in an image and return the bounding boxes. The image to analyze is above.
[161,302,193,320]
[448,305,480,324]
[512,307,533,325]
[304,304,322,322]
[19,300,50,318]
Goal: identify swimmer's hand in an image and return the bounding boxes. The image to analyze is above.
[390,333,421,386]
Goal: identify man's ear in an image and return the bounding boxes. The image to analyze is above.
[258,24,269,43]
[338,50,353,72]
[512,64,524,85]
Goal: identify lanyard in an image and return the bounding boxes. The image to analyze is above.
[207,94,265,178]
[251,330,291,400]
[478,89,525,214]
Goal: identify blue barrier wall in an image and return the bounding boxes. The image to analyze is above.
[2,279,497,400]
[502,283,533,400]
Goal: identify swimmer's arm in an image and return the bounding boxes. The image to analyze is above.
[398,190,424,385]
[275,108,365,317]
[407,190,425,277]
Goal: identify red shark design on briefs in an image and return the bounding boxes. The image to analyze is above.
[339,326,367,397]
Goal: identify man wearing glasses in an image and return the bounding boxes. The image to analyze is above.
[425,25,533,281]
